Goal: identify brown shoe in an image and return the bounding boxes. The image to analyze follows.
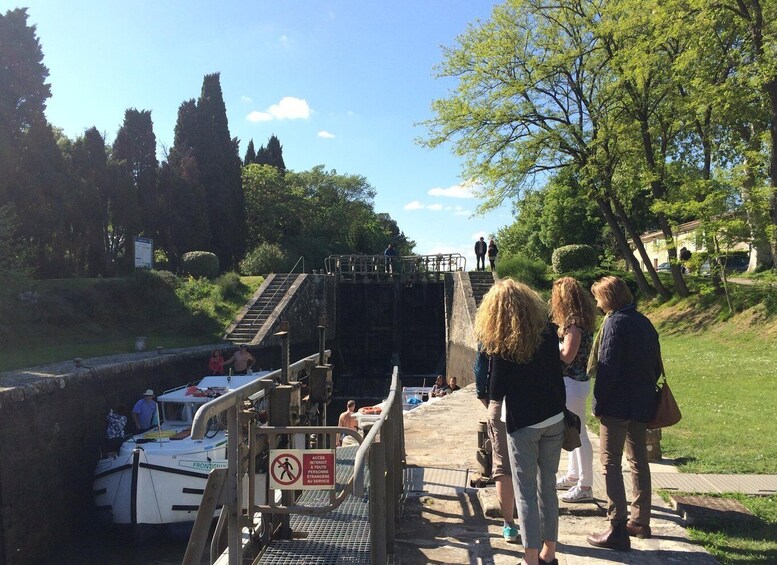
[587,521,631,551]
[626,520,652,539]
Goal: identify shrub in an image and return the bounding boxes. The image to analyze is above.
[215,271,245,301]
[154,248,170,270]
[562,268,640,299]
[496,254,550,289]
[551,244,599,273]
[240,243,287,275]
[181,251,220,279]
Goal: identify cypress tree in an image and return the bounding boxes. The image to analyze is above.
[244,139,256,165]
[266,134,286,172]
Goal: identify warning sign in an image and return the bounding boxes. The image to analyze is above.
[269,449,336,490]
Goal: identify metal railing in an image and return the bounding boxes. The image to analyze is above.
[184,360,404,565]
[248,256,306,329]
[324,253,466,279]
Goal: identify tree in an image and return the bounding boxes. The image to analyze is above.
[0,8,51,204]
[423,0,664,298]
[244,139,256,165]
[112,109,158,239]
[194,73,245,269]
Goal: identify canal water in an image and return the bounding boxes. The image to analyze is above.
[43,522,207,564]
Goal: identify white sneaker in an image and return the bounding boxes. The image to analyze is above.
[556,475,578,490]
[561,485,594,503]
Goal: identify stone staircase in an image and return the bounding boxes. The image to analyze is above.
[468,271,495,307]
[224,273,300,344]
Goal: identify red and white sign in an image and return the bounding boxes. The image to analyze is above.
[269,449,335,490]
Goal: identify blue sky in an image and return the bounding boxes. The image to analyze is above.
[17,1,514,269]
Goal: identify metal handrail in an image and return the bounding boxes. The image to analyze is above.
[324,253,466,276]
[353,365,399,497]
[190,351,329,439]
[248,256,306,329]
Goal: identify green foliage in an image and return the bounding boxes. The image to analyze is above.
[495,254,550,289]
[215,271,245,301]
[560,268,640,300]
[551,244,599,274]
[154,248,170,270]
[240,243,287,275]
[181,251,220,278]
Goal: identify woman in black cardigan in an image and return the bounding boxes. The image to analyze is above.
[587,276,662,551]
[476,279,565,565]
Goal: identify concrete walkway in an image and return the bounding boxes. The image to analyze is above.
[394,384,764,564]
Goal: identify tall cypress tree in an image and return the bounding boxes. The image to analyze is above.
[266,134,286,172]
[193,73,245,269]
[112,109,158,240]
[244,139,256,165]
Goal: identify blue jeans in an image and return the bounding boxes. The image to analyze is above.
[506,419,564,549]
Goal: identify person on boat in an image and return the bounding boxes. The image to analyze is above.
[430,374,451,397]
[337,400,359,447]
[223,344,255,375]
[104,404,129,455]
[209,349,225,375]
[447,375,461,392]
[132,389,158,433]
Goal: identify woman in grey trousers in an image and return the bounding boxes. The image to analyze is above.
[476,279,565,565]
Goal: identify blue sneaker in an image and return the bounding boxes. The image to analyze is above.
[502,524,519,543]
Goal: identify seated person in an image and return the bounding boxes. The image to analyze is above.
[447,376,461,392]
[430,375,451,397]
[209,349,225,375]
[337,399,359,447]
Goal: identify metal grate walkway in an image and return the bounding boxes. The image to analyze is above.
[256,445,371,564]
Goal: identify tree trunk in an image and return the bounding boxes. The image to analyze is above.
[767,80,777,273]
[611,197,671,299]
[595,196,655,298]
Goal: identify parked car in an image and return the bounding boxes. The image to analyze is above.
[699,253,749,275]
[657,262,672,272]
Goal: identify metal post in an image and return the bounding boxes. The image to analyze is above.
[369,440,387,565]
[227,404,241,565]
[392,382,404,523]
[318,317,326,366]
[383,409,396,548]
[276,321,290,385]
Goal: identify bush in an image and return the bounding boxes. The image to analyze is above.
[496,254,550,289]
[215,271,245,301]
[562,268,640,300]
[240,243,287,275]
[154,248,170,270]
[551,244,599,273]
[181,251,220,279]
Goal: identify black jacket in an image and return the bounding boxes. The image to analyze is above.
[475,240,487,255]
[593,304,661,422]
[490,324,565,433]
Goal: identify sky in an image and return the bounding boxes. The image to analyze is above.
[14,0,514,270]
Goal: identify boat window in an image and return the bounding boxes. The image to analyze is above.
[163,402,188,424]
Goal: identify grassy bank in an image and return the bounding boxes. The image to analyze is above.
[0,271,263,373]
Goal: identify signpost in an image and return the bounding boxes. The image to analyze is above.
[269,449,335,490]
[134,236,153,269]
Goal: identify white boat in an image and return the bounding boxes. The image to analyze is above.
[93,372,270,526]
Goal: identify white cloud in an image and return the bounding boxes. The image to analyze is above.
[241,95,252,103]
[246,96,311,122]
[404,200,425,210]
[427,180,480,199]
[427,203,444,211]
[472,231,488,241]
[318,130,335,139]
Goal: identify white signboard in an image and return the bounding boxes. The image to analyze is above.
[134,237,153,269]
[269,449,336,490]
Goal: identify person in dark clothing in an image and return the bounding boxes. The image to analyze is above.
[384,243,397,274]
[488,239,498,271]
[474,237,487,271]
[476,279,564,565]
[587,276,662,551]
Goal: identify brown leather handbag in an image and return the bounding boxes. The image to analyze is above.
[647,373,682,429]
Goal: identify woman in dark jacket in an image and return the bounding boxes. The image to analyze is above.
[587,276,662,551]
[476,279,565,565]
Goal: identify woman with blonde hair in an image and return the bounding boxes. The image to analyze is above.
[476,279,565,565]
[550,277,597,503]
[587,276,661,551]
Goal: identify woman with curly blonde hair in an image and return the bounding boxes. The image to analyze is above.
[475,279,565,565]
[550,277,597,504]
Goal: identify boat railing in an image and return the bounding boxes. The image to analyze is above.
[248,255,305,329]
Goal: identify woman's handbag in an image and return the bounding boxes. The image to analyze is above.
[562,409,582,451]
[647,373,682,429]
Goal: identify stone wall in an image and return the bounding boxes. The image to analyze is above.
[0,341,322,564]
[444,272,478,387]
